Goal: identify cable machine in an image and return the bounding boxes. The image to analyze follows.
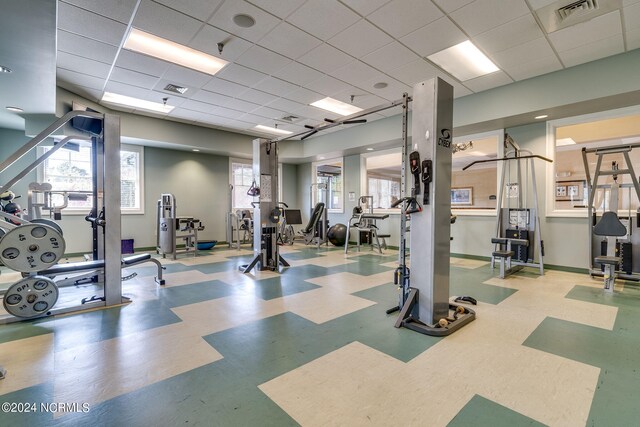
[463,134,552,278]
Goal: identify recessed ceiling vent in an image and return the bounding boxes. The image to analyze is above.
[535,0,620,33]
[280,115,300,122]
[164,83,188,94]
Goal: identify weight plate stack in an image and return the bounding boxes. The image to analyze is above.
[3,276,59,318]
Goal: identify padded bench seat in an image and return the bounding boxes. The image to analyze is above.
[595,256,621,266]
[492,250,514,258]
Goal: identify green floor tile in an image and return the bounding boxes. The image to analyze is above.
[157,280,236,308]
[448,395,546,427]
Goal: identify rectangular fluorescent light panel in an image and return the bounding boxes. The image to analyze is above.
[427,40,499,81]
[310,97,363,116]
[101,92,174,114]
[556,138,576,147]
[255,125,293,135]
[124,28,228,75]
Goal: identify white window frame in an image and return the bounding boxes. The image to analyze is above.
[545,105,640,218]
[229,157,253,211]
[361,147,403,215]
[36,142,145,215]
[312,157,344,214]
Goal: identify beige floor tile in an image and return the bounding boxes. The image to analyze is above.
[450,258,489,269]
[280,287,376,324]
[0,334,54,395]
[306,272,391,294]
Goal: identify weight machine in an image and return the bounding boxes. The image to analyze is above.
[0,110,163,324]
[308,181,330,247]
[463,134,552,279]
[345,196,390,254]
[156,193,205,260]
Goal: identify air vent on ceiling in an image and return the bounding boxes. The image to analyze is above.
[164,83,188,94]
[280,115,300,122]
[535,0,620,33]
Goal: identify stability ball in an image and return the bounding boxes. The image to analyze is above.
[328,223,348,246]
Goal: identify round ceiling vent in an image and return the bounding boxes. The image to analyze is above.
[373,82,388,89]
[233,14,256,28]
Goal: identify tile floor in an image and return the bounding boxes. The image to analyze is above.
[0,243,638,426]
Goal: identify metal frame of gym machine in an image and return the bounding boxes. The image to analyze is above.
[582,142,640,283]
[0,111,136,323]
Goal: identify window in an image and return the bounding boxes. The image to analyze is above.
[365,150,401,210]
[546,106,640,216]
[230,159,254,209]
[40,143,144,214]
[313,158,343,212]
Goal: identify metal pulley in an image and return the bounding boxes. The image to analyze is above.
[0,223,65,272]
[2,276,59,318]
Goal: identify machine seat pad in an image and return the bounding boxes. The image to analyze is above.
[594,212,627,237]
[491,238,508,244]
[377,234,391,238]
[492,250,514,258]
[595,256,622,266]
[122,253,152,266]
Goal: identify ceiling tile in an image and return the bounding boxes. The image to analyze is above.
[259,22,322,60]
[149,89,187,107]
[115,50,171,77]
[181,99,218,113]
[328,20,393,58]
[57,30,119,64]
[251,105,288,119]
[58,2,127,46]
[162,65,213,88]
[628,28,640,50]
[57,81,103,102]
[287,0,361,40]
[57,51,112,79]
[527,0,557,9]
[305,75,354,96]
[272,62,324,86]
[208,0,280,43]
[216,64,268,86]
[252,76,300,96]
[238,112,271,124]
[209,106,246,119]
[235,88,280,105]
[354,78,411,101]
[246,0,306,17]
[549,10,622,52]
[462,70,514,92]
[331,88,387,109]
[202,78,250,97]
[152,0,224,21]
[368,0,443,38]
[339,0,391,16]
[152,80,195,101]
[190,25,252,61]
[225,98,261,112]
[132,0,203,45]
[390,60,440,86]
[473,14,544,54]
[291,105,342,121]
[623,2,640,30]
[558,34,624,67]
[450,0,530,37]
[191,89,234,106]
[502,55,562,81]
[435,75,473,97]
[283,86,326,104]
[361,42,420,74]
[297,43,354,73]
[110,67,159,89]
[236,45,292,75]
[330,61,387,87]
[57,68,105,91]
[60,0,136,24]
[432,0,475,13]
[169,107,210,122]
[491,37,556,69]
[104,80,156,100]
[400,17,467,58]
[267,98,306,113]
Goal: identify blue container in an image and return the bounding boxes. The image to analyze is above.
[121,239,134,254]
[197,240,217,250]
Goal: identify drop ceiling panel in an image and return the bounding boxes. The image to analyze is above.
[57,51,112,79]
[462,70,513,93]
[57,81,103,103]
[203,78,249,97]
[356,78,411,101]
[60,0,137,24]
[258,22,322,59]
[239,112,271,124]
[153,79,195,100]
[305,75,354,96]
[400,17,467,58]
[527,0,556,9]
[57,2,127,46]
[235,88,280,105]
[491,37,556,69]
[361,42,420,74]
[149,89,187,107]
[209,106,245,119]
[191,89,233,106]
[57,68,105,91]
[236,45,292,75]
[328,20,394,58]
[225,98,261,112]
[339,0,391,16]
[273,62,325,86]
[169,108,212,122]
[162,65,213,88]
[247,0,306,17]
[367,0,443,38]
[190,25,252,61]
[215,64,268,86]
[152,0,224,21]
[251,106,288,120]
[292,105,342,121]
[330,61,387,87]
[558,33,625,67]
[283,86,325,104]
[297,43,354,73]
[181,99,218,114]
[473,14,545,54]
[115,50,171,77]
[331,89,387,109]
[432,0,475,13]
[208,0,280,43]
[548,10,622,52]
[391,60,440,86]
[450,0,530,37]
[110,67,159,89]
[502,55,562,81]
[57,30,119,64]
[287,0,361,40]
[132,0,204,45]
[267,97,306,113]
[252,76,300,96]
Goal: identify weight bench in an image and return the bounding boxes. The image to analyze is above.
[593,211,628,293]
[491,237,529,279]
[345,213,390,254]
[34,253,165,286]
[300,202,325,245]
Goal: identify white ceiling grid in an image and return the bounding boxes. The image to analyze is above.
[54,0,640,138]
